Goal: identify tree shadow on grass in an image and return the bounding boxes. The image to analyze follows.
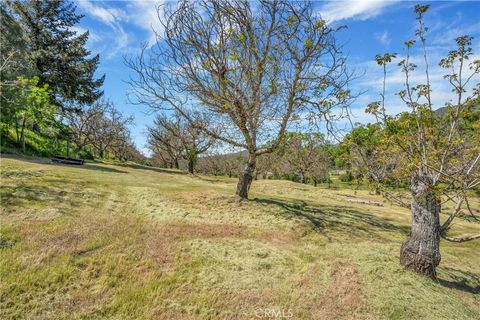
[251,197,410,238]
[1,184,103,212]
[1,154,128,174]
[437,266,480,294]
[114,163,187,176]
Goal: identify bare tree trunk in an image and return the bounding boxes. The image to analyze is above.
[21,116,26,153]
[236,153,256,199]
[174,158,179,169]
[188,158,194,174]
[21,131,25,153]
[299,171,306,184]
[400,175,441,279]
[15,115,20,144]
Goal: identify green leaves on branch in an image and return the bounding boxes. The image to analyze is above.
[15,76,54,126]
[375,53,396,66]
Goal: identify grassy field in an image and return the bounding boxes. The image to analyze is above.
[0,154,479,319]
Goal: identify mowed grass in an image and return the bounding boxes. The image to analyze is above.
[0,155,479,320]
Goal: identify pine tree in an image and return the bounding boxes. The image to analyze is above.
[9,0,104,108]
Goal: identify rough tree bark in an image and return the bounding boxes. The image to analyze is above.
[236,153,256,199]
[400,175,441,279]
[188,158,194,174]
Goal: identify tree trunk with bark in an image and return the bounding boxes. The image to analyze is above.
[21,116,26,153]
[236,153,256,199]
[21,131,25,153]
[188,158,194,174]
[299,171,306,184]
[174,158,179,169]
[400,175,441,279]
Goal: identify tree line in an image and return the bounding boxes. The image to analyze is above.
[0,0,143,162]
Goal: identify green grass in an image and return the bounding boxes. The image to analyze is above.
[1,154,479,319]
[0,128,94,159]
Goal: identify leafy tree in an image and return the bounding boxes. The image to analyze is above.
[11,76,53,153]
[279,132,329,185]
[0,3,33,136]
[127,0,353,199]
[345,124,403,197]
[366,4,480,278]
[9,0,104,107]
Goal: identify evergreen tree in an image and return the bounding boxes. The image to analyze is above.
[9,0,104,108]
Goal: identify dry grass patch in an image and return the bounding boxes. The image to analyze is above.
[316,260,366,320]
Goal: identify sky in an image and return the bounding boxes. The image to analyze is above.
[74,0,480,155]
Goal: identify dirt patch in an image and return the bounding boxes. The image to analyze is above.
[168,190,258,216]
[258,228,303,250]
[145,221,246,269]
[314,260,365,320]
[163,221,246,239]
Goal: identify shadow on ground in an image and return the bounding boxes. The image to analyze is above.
[1,154,128,173]
[251,197,411,238]
[437,266,480,294]
[115,163,187,176]
[0,184,103,210]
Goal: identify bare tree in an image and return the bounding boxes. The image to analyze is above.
[280,132,328,184]
[148,112,214,173]
[88,100,133,159]
[126,0,353,199]
[61,101,106,155]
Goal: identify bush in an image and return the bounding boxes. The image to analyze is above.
[339,171,354,182]
[77,150,95,160]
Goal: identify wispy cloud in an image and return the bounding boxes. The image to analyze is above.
[126,1,165,45]
[375,30,391,46]
[77,0,126,25]
[352,50,480,119]
[318,0,400,23]
[77,0,130,58]
[431,22,480,46]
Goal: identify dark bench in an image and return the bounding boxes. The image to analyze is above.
[51,156,85,165]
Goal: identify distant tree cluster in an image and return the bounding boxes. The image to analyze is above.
[147,111,214,173]
[162,131,334,186]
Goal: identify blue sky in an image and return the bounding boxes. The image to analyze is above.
[74,0,480,155]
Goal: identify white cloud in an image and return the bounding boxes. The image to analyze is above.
[77,0,126,26]
[431,22,480,46]
[77,0,131,58]
[318,0,400,23]
[375,30,391,46]
[126,1,165,45]
[352,50,480,120]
